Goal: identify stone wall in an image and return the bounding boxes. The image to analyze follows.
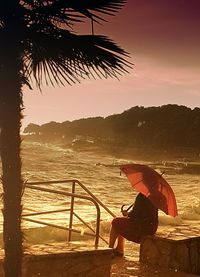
[140,235,200,275]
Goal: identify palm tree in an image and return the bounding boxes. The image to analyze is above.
[0,1,130,276]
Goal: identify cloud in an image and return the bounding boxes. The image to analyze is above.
[95,0,200,67]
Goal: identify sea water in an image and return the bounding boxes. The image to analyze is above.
[0,141,200,257]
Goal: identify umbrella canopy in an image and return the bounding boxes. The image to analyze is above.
[120,164,178,217]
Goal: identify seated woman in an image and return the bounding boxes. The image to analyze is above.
[109,193,158,256]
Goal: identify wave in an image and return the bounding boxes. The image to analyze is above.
[158,214,182,226]
[0,205,199,248]
[158,198,200,226]
[22,202,200,245]
[0,220,111,247]
[180,199,200,221]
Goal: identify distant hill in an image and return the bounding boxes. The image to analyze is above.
[23,105,200,160]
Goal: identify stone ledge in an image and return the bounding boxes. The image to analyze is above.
[140,234,200,275]
[0,242,113,277]
[24,242,112,259]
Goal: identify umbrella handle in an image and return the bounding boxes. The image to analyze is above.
[126,203,134,211]
[121,204,128,216]
[160,172,165,177]
[121,203,133,213]
[121,204,126,213]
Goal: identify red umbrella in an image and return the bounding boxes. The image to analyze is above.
[120,164,178,217]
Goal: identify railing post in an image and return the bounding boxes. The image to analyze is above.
[94,203,100,249]
[68,181,75,242]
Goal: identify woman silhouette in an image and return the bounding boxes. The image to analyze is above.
[109,193,158,256]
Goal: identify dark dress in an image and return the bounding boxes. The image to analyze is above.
[112,193,158,243]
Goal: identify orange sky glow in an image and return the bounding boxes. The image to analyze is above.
[22,0,200,129]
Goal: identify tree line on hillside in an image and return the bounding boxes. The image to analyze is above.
[24,105,200,152]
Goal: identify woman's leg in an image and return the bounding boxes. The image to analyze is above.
[109,225,125,254]
[116,235,125,253]
[109,224,118,248]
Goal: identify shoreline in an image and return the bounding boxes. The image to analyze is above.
[23,137,200,163]
[22,139,200,177]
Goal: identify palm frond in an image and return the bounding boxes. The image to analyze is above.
[20,0,126,25]
[23,30,132,88]
[66,0,127,19]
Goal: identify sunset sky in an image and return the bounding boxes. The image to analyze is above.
[22,0,200,129]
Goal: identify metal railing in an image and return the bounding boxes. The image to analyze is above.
[23,179,116,248]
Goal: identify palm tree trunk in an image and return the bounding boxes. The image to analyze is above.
[0,41,23,277]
